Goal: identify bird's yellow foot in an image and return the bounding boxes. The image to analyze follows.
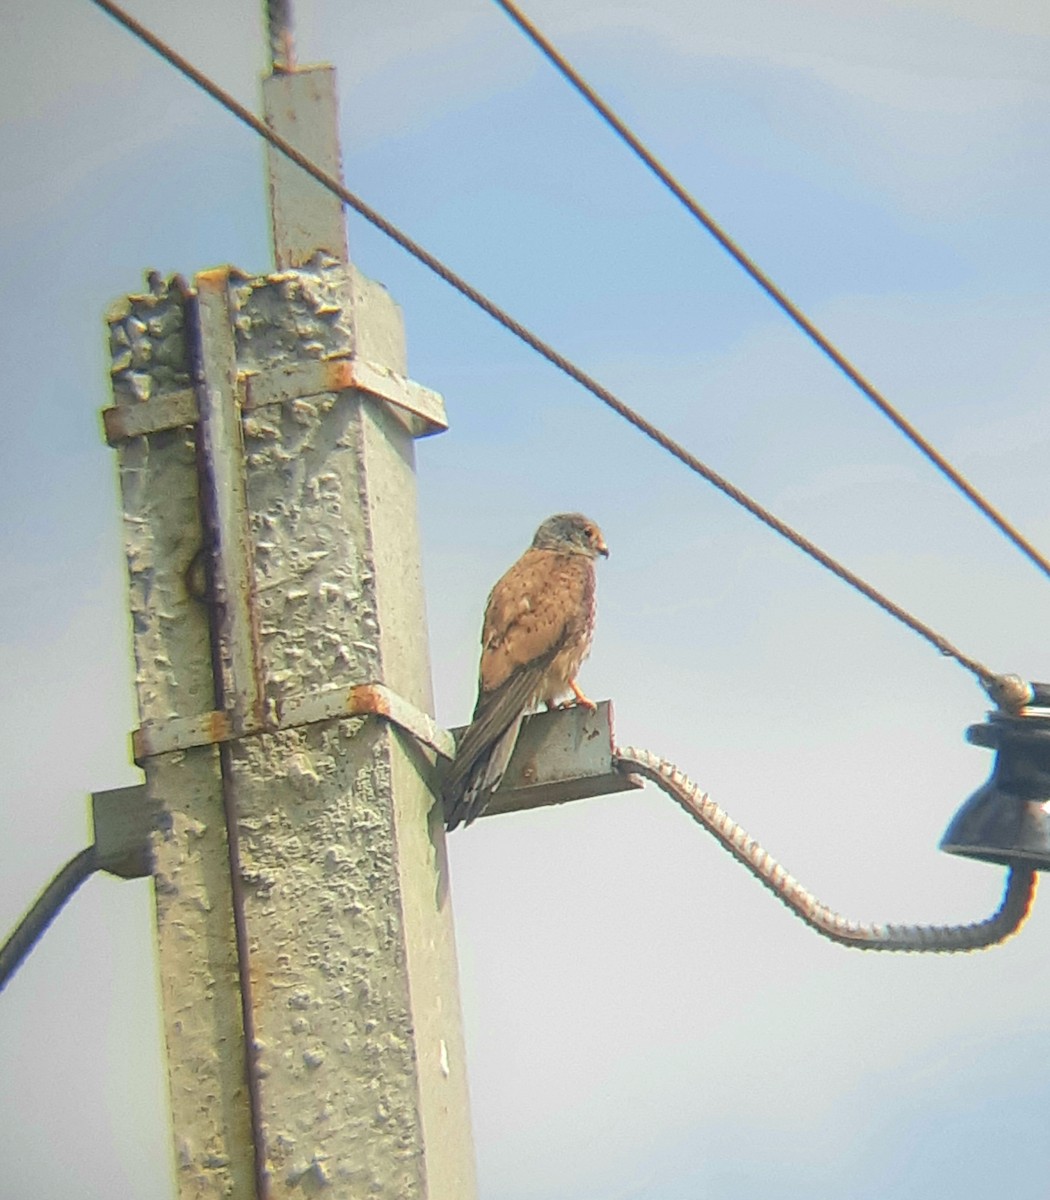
[569,679,597,712]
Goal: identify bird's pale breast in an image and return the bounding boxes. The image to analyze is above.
[538,561,596,705]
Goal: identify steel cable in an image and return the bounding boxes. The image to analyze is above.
[88,0,1003,689]
[491,0,1050,584]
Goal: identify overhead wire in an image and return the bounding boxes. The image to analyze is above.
[491,0,1050,584]
[88,0,1002,690]
[0,846,99,993]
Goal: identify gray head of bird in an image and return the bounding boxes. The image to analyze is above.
[531,513,609,559]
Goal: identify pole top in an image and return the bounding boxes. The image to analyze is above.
[262,0,349,270]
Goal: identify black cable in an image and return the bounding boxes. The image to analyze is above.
[0,846,99,994]
[85,0,1000,687]
[491,0,1050,585]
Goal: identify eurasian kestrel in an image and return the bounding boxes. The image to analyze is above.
[443,512,609,830]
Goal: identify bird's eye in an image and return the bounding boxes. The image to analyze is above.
[583,525,594,538]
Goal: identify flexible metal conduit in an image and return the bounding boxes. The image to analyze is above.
[617,746,1036,952]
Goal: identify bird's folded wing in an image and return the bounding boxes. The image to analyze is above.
[443,659,550,804]
[443,709,527,830]
[479,549,588,694]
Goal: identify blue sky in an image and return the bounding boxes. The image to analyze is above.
[2,1,1049,1196]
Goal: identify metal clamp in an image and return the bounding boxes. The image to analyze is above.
[131,682,456,764]
[103,354,447,445]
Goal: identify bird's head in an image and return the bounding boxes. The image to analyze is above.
[532,513,609,559]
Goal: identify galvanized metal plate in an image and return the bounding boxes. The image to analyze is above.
[91,783,155,880]
[457,700,642,818]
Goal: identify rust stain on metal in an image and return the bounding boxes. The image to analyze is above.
[347,683,391,718]
[322,359,357,393]
[196,267,231,294]
[207,709,234,745]
[131,710,234,762]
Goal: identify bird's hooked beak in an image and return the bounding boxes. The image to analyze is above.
[596,537,609,558]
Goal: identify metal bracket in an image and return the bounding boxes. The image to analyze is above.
[244,357,446,436]
[92,783,157,880]
[102,700,638,880]
[131,681,456,764]
[448,700,643,819]
[102,354,447,445]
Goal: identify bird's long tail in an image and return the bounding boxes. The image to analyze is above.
[444,714,525,831]
[442,664,549,831]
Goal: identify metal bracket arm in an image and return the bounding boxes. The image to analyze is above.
[446,700,643,819]
[102,700,639,882]
[131,681,456,763]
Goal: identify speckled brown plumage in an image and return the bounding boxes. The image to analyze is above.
[443,513,608,831]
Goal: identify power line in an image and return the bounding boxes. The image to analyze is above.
[0,846,98,993]
[87,0,1000,688]
[491,0,1050,585]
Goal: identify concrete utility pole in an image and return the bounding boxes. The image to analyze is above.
[103,11,475,1197]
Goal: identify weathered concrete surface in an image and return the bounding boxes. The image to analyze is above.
[107,261,475,1199]
[109,276,254,1199]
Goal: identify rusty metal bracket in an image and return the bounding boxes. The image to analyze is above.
[243,357,446,435]
[122,701,638,871]
[282,683,456,760]
[102,354,447,444]
[131,681,456,764]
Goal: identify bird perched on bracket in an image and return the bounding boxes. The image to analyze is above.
[443,512,609,831]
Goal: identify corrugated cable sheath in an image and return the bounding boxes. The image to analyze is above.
[618,747,1036,952]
